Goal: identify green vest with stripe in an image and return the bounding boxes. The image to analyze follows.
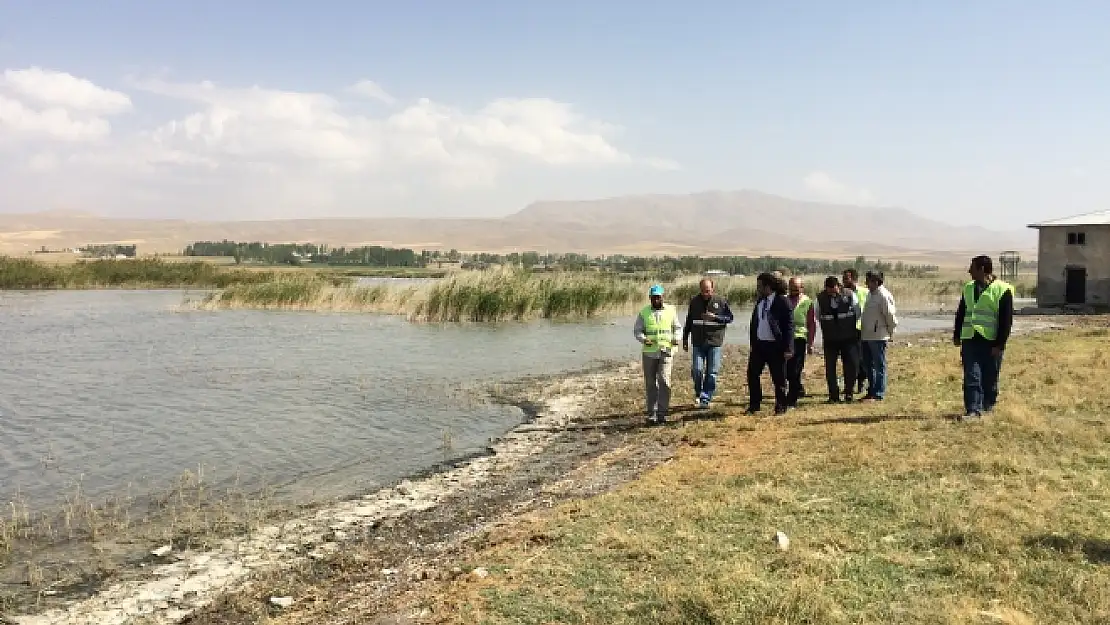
[854,287,868,331]
[960,280,1014,341]
[640,304,677,354]
[792,295,812,339]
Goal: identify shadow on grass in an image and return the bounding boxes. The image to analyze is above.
[572,405,729,433]
[1025,534,1110,565]
[802,413,932,426]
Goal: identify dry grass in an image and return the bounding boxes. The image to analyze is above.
[199,269,1039,322]
[400,321,1110,624]
[0,466,288,612]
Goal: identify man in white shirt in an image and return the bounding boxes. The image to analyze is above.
[860,271,898,401]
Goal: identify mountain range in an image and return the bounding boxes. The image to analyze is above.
[0,190,1036,264]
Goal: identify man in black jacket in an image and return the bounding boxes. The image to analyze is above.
[746,273,794,415]
[815,276,861,403]
[683,278,735,409]
[953,255,1015,421]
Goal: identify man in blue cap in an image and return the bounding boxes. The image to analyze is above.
[634,284,683,425]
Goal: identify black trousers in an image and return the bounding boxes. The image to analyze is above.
[823,339,860,399]
[748,339,788,411]
[786,337,808,406]
[855,339,868,392]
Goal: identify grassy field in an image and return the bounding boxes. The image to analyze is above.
[393,321,1108,624]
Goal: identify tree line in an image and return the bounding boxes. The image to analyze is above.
[184,241,421,267]
[182,240,941,277]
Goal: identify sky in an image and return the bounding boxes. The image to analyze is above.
[1,1,1108,228]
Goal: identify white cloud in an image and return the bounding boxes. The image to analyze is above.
[3,67,132,114]
[803,170,876,204]
[0,67,131,142]
[0,66,676,218]
[347,80,396,106]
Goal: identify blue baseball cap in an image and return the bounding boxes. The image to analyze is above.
[649,284,664,296]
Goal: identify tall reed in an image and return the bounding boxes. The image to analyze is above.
[414,270,644,322]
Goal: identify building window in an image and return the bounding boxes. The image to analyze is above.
[1067,231,1086,245]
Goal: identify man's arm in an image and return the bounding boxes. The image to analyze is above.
[850,291,862,321]
[884,290,898,333]
[994,290,1014,349]
[682,298,694,343]
[953,297,966,345]
[777,298,795,351]
[806,305,816,350]
[634,312,647,343]
[716,299,735,324]
[672,308,684,345]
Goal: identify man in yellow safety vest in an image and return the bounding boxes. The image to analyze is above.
[785,277,815,407]
[953,255,1015,421]
[634,284,683,425]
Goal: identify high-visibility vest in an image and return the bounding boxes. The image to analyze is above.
[792,295,812,339]
[960,280,1014,341]
[640,304,677,354]
[854,288,868,331]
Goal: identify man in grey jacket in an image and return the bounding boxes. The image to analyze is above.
[859,271,898,401]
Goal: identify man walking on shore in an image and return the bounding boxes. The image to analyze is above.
[815,276,861,403]
[953,255,1015,421]
[746,273,794,416]
[786,277,815,407]
[634,284,683,425]
[683,278,735,409]
[860,271,898,401]
[842,268,868,395]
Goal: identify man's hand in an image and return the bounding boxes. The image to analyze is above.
[785,350,794,360]
[807,345,814,355]
[991,346,1003,358]
[643,339,654,347]
[702,312,717,321]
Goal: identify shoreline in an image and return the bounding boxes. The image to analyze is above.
[1,319,1071,624]
[3,359,645,625]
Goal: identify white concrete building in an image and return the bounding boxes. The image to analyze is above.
[1028,210,1110,308]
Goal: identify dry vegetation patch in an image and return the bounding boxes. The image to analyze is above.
[404,321,1110,624]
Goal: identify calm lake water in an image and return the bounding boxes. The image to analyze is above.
[0,290,955,508]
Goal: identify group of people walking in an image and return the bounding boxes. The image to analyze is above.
[633,255,1013,424]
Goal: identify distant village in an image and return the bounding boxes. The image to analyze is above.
[32,244,138,260]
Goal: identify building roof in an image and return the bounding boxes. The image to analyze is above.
[1028,209,1110,228]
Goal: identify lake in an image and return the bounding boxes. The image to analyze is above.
[0,290,955,509]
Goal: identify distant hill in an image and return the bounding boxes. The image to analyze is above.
[0,190,1036,265]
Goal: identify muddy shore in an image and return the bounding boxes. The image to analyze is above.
[2,318,1069,625]
[2,356,676,625]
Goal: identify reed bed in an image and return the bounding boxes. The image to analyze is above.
[413,270,644,322]
[0,257,281,289]
[202,270,648,321]
[200,269,1038,321]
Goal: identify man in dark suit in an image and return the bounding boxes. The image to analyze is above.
[747,272,795,415]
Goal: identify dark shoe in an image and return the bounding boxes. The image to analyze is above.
[743,408,758,416]
[773,406,788,416]
[843,394,854,404]
[826,397,841,404]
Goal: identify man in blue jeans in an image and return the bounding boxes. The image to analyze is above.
[682,278,735,409]
[953,255,1014,421]
[859,271,898,401]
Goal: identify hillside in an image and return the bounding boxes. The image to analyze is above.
[0,190,1036,264]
